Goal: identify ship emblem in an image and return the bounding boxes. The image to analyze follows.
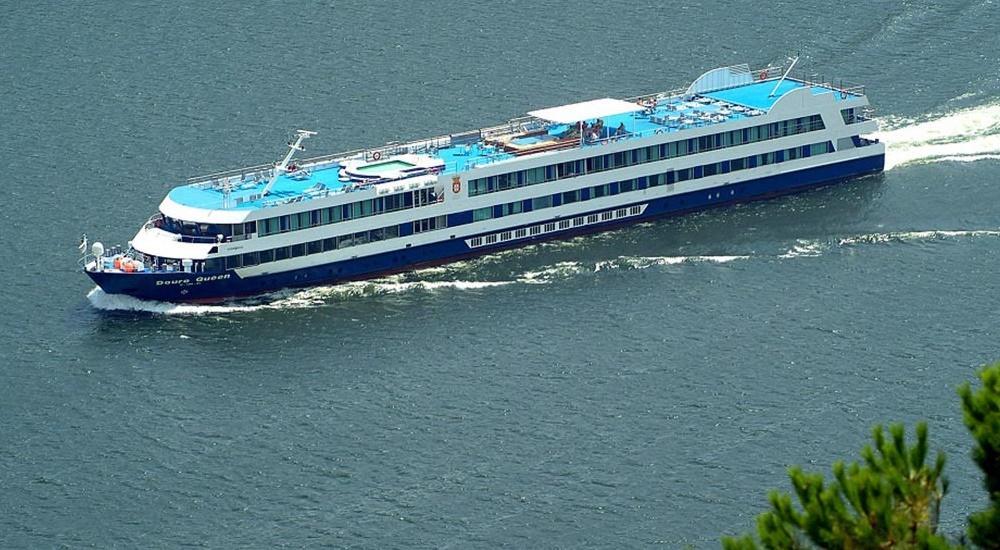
[452,176,461,194]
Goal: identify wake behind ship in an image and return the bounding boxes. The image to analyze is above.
[81,61,884,303]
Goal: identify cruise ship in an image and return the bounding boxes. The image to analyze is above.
[81,61,884,302]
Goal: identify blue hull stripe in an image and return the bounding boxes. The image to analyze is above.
[89,154,884,302]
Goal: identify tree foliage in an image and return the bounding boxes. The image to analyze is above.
[724,362,1000,549]
[722,423,952,549]
[959,362,1000,549]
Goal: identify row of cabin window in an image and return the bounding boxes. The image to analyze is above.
[161,216,251,239]
[467,115,826,196]
[206,140,832,270]
[471,141,833,222]
[206,215,448,271]
[256,188,438,237]
[841,108,862,124]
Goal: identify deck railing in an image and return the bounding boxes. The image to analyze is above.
[180,61,870,206]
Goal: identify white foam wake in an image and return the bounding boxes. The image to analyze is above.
[86,278,514,315]
[875,103,1000,169]
[838,229,1000,246]
[594,255,748,271]
[779,240,826,259]
[518,261,588,284]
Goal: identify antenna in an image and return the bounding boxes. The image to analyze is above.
[261,130,317,196]
[768,55,799,98]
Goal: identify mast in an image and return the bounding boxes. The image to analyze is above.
[768,55,799,98]
[261,129,317,196]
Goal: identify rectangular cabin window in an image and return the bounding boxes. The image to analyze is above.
[275,246,291,261]
[532,195,552,210]
[307,241,323,255]
[205,258,224,272]
[242,252,259,266]
[504,202,522,216]
[291,243,305,257]
[259,249,274,263]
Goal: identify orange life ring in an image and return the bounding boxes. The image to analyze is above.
[759,70,767,80]
[372,151,382,161]
[113,256,122,270]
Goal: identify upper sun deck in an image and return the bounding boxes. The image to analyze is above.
[166,62,869,214]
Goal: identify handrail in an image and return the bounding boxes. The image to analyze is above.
[178,61,870,208]
[180,84,723,188]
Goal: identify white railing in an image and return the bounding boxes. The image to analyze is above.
[178,61,868,210]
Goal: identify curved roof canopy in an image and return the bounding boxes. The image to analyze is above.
[528,98,642,124]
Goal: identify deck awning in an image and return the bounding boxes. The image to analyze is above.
[528,98,642,124]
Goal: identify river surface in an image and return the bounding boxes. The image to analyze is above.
[3,1,1000,547]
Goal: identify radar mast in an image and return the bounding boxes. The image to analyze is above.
[261,129,317,196]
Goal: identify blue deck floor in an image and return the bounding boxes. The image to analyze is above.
[705,79,847,110]
[168,78,840,212]
[168,164,349,210]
